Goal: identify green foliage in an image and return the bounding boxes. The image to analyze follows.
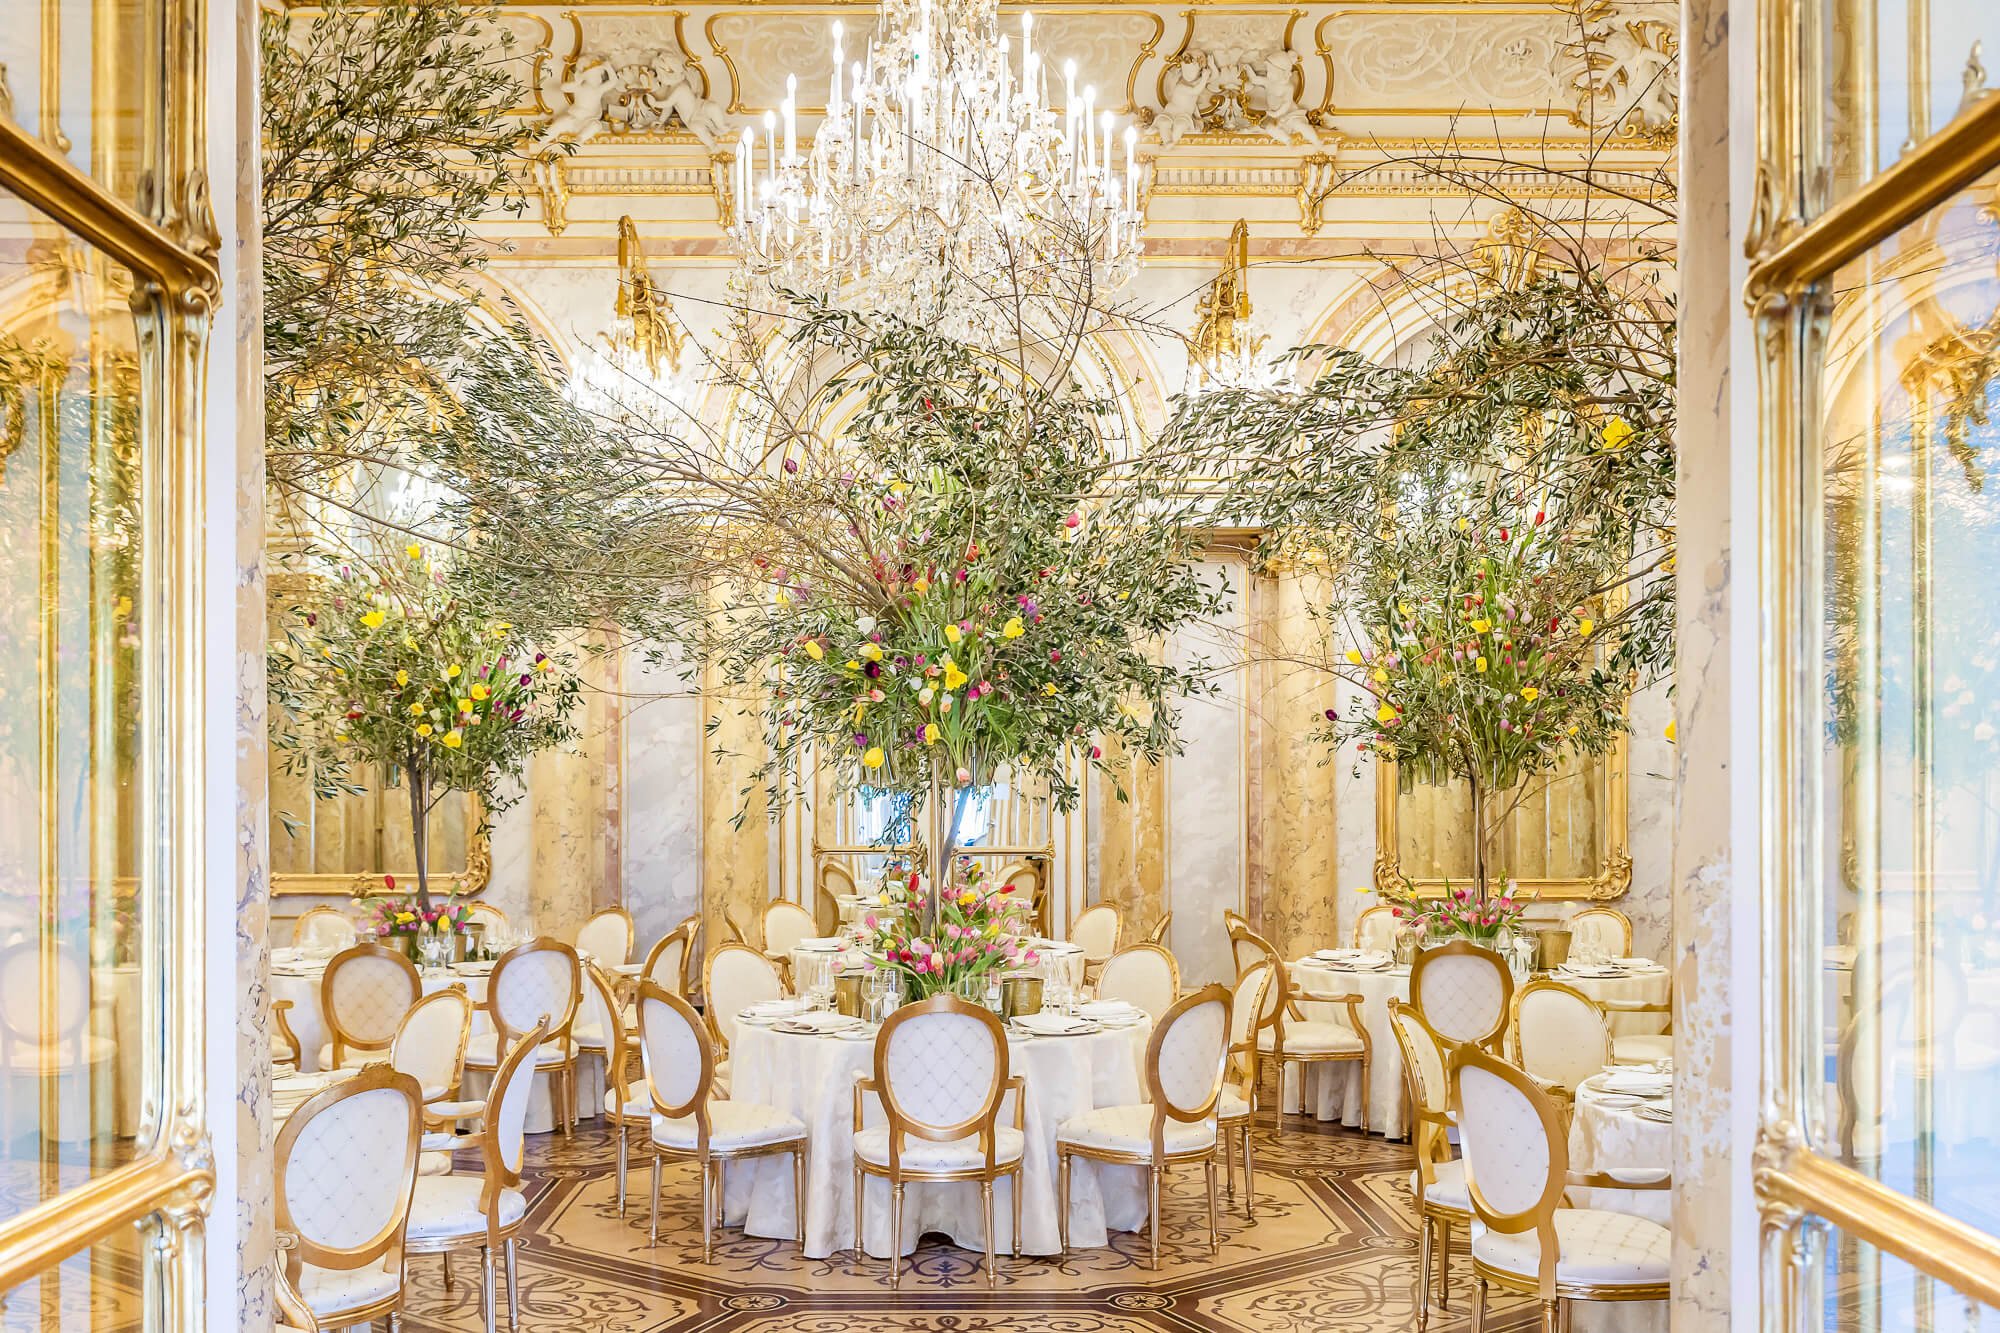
[260,0,696,643]
[684,303,1226,849]
[268,545,581,902]
[1164,256,1674,858]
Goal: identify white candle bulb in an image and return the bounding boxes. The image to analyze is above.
[1099,109,1112,184]
[763,111,777,178]
[784,75,797,162]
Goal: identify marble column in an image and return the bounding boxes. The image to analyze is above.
[698,666,771,961]
[1091,738,1168,937]
[1671,0,1761,1325]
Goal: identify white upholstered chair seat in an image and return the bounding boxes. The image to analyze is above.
[649,1100,805,1152]
[420,1130,464,1154]
[294,1260,399,1318]
[853,1125,1025,1171]
[463,1032,569,1068]
[1410,1158,1470,1212]
[426,1097,485,1121]
[1471,1209,1670,1285]
[712,1058,731,1097]
[1217,1088,1251,1122]
[1057,1105,1216,1155]
[417,1150,454,1177]
[1611,1034,1673,1064]
[606,1078,652,1118]
[406,1176,529,1240]
[1259,1020,1363,1055]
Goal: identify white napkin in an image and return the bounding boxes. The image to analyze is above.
[742,998,804,1019]
[778,1011,859,1032]
[1013,1012,1091,1036]
[1077,999,1139,1020]
[1615,956,1657,969]
[794,937,846,952]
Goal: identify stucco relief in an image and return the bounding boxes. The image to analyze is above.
[704,13,875,116]
[535,14,733,149]
[1317,12,1569,109]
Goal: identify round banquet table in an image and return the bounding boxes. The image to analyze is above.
[1566,1076,1672,1225]
[1284,959,1410,1138]
[268,957,602,1135]
[1553,963,1673,1036]
[724,1018,1154,1259]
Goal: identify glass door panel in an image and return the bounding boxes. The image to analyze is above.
[1815,168,2000,1242]
[0,186,151,1231]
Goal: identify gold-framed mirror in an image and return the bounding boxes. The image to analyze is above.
[268,764,492,898]
[1373,731,1631,900]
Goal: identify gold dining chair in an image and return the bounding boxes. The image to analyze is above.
[464,937,583,1135]
[273,1063,425,1330]
[1507,978,1613,1106]
[852,994,1025,1287]
[1232,923,1373,1131]
[1390,998,1470,1330]
[1096,942,1182,1022]
[319,942,422,1070]
[1353,904,1399,953]
[574,906,637,966]
[1218,959,1275,1218]
[405,1017,552,1333]
[636,981,808,1261]
[1451,1047,1670,1333]
[1410,938,1514,1058]
[1069,902,1124,983]
[1057,983,1232,1269]
[641,914,700,997]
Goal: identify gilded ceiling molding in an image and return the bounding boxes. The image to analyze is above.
[1145,9,1328,147]
[1557,0,1679,148]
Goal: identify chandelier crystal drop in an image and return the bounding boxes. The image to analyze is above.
[726,0,1147,343]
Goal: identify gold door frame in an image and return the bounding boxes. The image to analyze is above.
[1747,0,2000,1316]
[1372,731,1633,901]
[0,0,221,1310]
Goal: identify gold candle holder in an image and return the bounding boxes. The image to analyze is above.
[834,971,864,1018]
[1000,974,1044,1021]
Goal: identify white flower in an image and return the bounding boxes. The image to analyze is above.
[857,616,877,635]
[1977,722,1995,743]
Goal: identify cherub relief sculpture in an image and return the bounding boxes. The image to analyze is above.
[1257,49,1321,146]
[535,45,732,153]
[1563,1,1679,145]
[1153,46,1321,147]
[1154,56,1216,148]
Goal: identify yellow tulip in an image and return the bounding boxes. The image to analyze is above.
[804,641,824,661]
[1578,617,1595,638]
[396,911,416,924]
[1002,617,1025,639]
[447,664,462,678]
[1567,724,1580,736]
[942,659,968,690]
[408,702,424,715]
[395,669,409,686]
[861,643,884,662]
[924,723,940,743]
[470,683,488,701]
[1345,649,1363,666]
[1373,669,1388,683]
[361,610,385,628]
[913,577,930,594]
[416,723,433,736]
[1375,702,1397,724]
[1665,719,1677,742]
[1522,686,1540,701]
[1043,682,1059,696]
[862,746,885,768]
[1600,418,1635,451]
[1456,517,1470,532]
[443,730,464,749]
[845,660,861,671]
[1476,656,1489,673]
[405,543,422,560]
[1472,617,1492,634]
[944,624,962,644]
[536,660,552,672]
[455,698,471,712]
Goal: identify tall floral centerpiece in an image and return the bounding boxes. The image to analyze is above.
[1375,876,1529,947]
[269,544,581,911]
[686,306,1224,935]
[1172,254,1674,903]
[859,860,1038,999]
[355,875,473,959]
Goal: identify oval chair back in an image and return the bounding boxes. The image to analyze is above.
[642,915,699,996]
[873,996,1012,1171]
[762,899,818,957]
[390,984,473,1103]
[1145,912,1173,946]
[274,1064,424,1322]
[487,938,581,1053]
[1145,984,1232,1145]
[0,945,92,1057]
[1097,943,1181,1022]
[817,860,858,935]
[702,941,783,1054]
[484,1016,554,1194]
[1353,904,1398,953]
[463,901,510,939]
[1223,912,1269,978]
[1510,978,1611,1098]
[574,907,635,966]
[1388,998,1457,1211]
[1069,903,1123,967]
[293,906,356,949]
[1225,961,1274,1100]
[1567,906,1633,959]
[578,957,624,1052]
[637,981,717,1124]
[1409,939,1513,1053]
[1449,1047,1569,1298]
[321,944,421,1066]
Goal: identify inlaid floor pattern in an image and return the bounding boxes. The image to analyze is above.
[397,1105,1545,1333]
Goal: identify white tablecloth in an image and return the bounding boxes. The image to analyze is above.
[1556,966,1673,1035]
[1285,960,1409,1138]
[1566,1078,1672,1225]
[725,1019,1154,1259]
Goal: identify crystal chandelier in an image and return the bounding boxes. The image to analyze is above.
[1187,221,1286,394]
[726,0,1146,343]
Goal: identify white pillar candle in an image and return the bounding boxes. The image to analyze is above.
[783,75,797,163]
[764,111,777,179]
[830,21,844,116]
